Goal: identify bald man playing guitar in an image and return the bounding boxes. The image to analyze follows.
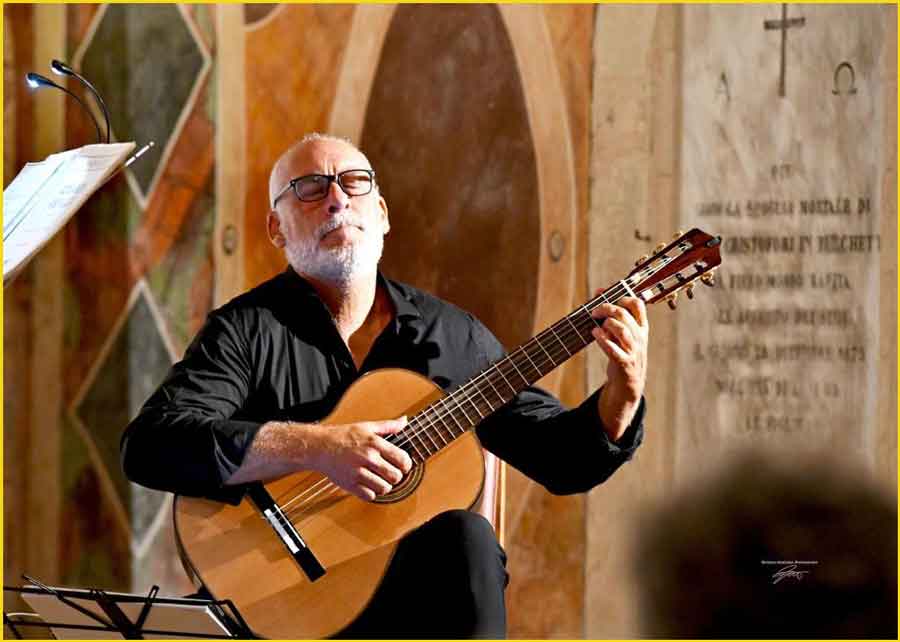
[122,133,647,638]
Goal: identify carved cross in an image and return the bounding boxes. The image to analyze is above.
[764,4,806,98]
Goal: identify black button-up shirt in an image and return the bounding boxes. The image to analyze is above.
[121,267,644,503]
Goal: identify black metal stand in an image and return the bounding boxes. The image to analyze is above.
[4,575,252,639]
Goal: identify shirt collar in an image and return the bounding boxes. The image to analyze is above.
[281,266,423,325]
[378,272,423,324]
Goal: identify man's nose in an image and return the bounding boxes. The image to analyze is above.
[325,178,351,213]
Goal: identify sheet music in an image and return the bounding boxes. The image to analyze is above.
[3,148,75,239]
[3,142,135,284]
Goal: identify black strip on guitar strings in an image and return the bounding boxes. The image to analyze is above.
[247,484,325,582]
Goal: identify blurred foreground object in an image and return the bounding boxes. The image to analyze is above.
[634,450,897,638]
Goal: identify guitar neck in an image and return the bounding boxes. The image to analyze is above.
[394,227,722,464]
[396,281,633,464]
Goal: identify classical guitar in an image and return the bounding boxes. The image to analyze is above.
[174,228,722,638]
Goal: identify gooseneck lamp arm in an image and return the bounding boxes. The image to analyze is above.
[25,72,102,144]
[50,59,111,144]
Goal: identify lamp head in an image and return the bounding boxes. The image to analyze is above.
[26,72,58,90]
[25,66,104,144]
[50,59,74,77]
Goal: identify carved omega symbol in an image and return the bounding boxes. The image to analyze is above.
[832,62,858,96]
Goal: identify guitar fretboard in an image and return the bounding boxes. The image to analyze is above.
[393,280,635,463]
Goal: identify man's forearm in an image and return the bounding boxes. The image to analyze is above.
[225,418,413,501]
[597,383,640,442]
[225,421,322,485]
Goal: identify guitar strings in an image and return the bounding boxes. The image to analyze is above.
[278,312,587,520]
[381,276,637,453]
[277,263,673,517]
[383,251,681,454]
[282,268,672,516]
[281,479,347,521]
[277,251,683,517]
[277,318,588,519]
[277,276,645,518]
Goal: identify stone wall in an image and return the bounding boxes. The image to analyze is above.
[585,4,896,637]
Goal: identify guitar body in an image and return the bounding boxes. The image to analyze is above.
[174,368,486,639]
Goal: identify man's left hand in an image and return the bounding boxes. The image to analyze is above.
[590,295,649,442]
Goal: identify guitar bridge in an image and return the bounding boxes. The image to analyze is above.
[248,484,326,582]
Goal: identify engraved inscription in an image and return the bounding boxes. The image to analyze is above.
[680,5,888,465]
[697,196,874,219]
[689,174,879,442]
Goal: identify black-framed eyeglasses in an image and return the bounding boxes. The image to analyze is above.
[271,169,376,208]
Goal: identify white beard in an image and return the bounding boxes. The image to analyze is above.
[284,212,384,287]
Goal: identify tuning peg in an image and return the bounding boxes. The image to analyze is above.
[684,283,694,299]
[700,270,716,287]
[654,242,667,253]
[634,254,649,266]
[672,230,685,240]
[666,293,678,310]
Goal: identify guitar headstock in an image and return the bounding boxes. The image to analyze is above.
[627,228,722,309]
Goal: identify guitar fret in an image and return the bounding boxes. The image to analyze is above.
[481,372,506,407]
[580,304,601,329]
[474,382,495,412]
[535,337,557,367]
[574,313,595,341]
[458,384,486,420]
[429,417,449,446]
[415,428,436,457]
[518,344,543,380]
[492,364,517,397]
[403,425,427,461]
[565,314,590,345]
[506,357,528,387]
[400,422,426,462]
[420,407,447,445]
[548,324,572,356]
[439,397,467,435]
[450,392,474,426]
[419,419,441,451]
[432,410,458,444]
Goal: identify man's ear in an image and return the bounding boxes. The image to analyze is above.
[267,211,285,247]
[378,196,390,235]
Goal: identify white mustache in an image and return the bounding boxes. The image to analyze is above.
[317,214,366,239]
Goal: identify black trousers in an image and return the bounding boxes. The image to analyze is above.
[334,509,510,639]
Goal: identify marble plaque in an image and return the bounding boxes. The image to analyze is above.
[678,5,893,477]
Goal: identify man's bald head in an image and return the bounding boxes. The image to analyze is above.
[265,133,389,286]
[268,133,373,209]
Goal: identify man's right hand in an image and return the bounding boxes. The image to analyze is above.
[309,417,413,501]
[225,416,413,499]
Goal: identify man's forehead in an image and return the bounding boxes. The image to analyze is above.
[282,139,371,175]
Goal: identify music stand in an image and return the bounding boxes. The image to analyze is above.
[4,576,252,639]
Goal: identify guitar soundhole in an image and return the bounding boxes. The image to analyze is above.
[373,463,425,503]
